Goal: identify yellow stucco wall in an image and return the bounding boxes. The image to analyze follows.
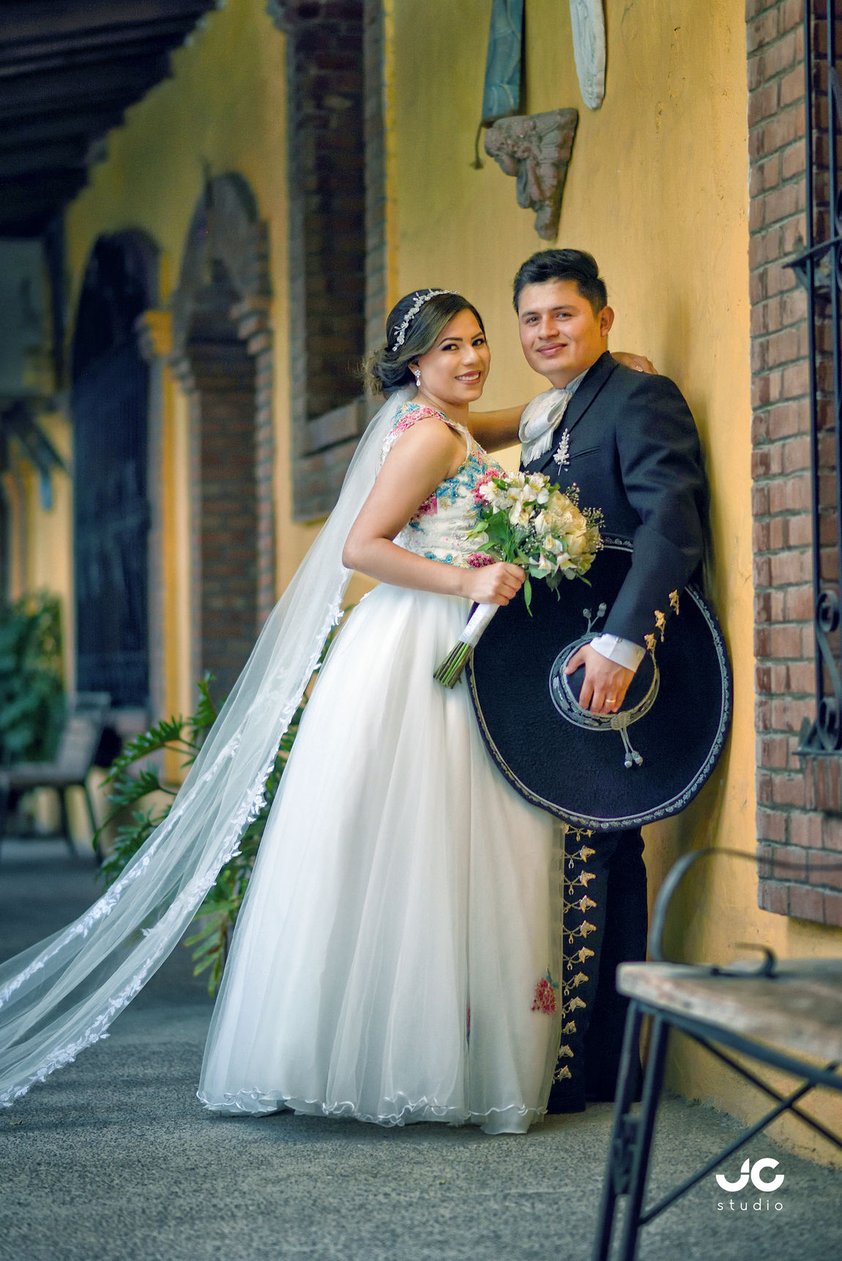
[390,0,840,1159]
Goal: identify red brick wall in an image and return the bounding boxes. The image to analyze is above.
[188,277,259,700]
[749,0,842,927]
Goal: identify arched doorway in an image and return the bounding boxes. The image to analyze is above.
[171,175,273,702]
[70,232,157,711]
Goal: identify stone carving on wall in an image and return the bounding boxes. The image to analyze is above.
[569,0,606,110]
[484,108,578,241]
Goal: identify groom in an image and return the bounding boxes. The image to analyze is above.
[513,248,707,1111]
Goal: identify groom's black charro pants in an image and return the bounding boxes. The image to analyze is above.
[547,826,648,1113]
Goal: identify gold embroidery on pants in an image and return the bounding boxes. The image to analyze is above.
[554,825,597,1084]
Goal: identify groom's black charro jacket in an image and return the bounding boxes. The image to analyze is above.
[520,351,707,646]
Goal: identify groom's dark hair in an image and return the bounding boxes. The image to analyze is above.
[512,249,608,315]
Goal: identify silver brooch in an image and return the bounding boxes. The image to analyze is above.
[553,428,571,468]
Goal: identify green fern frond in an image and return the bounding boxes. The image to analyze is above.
[105,718,189,779]
[99,806,170,884]
[187,674,218,740]
[102,767,171,816]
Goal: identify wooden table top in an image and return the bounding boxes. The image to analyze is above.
[617,958,842,1065]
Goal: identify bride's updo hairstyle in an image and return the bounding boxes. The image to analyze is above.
[364,289,485,395]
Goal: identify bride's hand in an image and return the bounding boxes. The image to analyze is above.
[463,562,525,605]
[613,351,657,375]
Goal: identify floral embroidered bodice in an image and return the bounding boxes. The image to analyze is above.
[381,402,502,568]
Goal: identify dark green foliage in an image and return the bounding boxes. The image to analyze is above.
[0,592,64,766]
[98,663,321,994]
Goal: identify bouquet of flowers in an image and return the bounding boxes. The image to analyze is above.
[433,469,602,688]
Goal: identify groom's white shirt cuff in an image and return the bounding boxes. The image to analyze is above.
[590,633,645,672]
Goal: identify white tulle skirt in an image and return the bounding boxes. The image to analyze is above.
[198,584,562,1134]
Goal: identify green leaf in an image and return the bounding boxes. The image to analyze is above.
[187,674,218,742]
[105,768,168,810]
[104,718,189,780]
[0,592,64,764]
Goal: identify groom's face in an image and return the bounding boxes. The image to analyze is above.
[516,279,613,388]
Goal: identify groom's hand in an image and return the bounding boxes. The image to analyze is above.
[565,644,635,715]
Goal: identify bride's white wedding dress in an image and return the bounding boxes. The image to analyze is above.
[198,403,563,1134]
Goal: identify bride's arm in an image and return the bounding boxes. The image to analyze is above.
[342,421,524,605]
[468,405,524,452]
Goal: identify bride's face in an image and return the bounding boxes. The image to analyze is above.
[412,309,490,408]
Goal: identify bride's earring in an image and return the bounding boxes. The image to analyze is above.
[412,367,421,389]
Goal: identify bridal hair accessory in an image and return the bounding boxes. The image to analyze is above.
[0,385,415,1109]
[390,289,457,351]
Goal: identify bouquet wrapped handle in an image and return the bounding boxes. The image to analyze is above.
[433,602,498,688]
[459,602,499,647]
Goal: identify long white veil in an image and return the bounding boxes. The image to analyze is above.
[0,386,413,1108]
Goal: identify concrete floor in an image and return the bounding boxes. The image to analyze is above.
[1,838,840,1261]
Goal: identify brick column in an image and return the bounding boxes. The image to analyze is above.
[233,294,276,616]
[270,0,386,521]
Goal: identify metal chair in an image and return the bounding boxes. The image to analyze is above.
[591,849,842,1261]
[0,692,112,862]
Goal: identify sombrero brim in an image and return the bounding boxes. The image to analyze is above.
[467,541,732,831]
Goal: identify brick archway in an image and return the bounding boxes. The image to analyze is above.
[171,174,274,700]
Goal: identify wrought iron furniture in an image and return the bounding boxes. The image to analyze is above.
[591,852,842,1261]
[0,692,111,862]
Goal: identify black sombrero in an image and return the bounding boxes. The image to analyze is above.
[467,540,732,831]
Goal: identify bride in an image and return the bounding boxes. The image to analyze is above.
[0,289,563,1134]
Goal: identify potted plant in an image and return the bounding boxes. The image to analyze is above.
[0,591,64,768]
